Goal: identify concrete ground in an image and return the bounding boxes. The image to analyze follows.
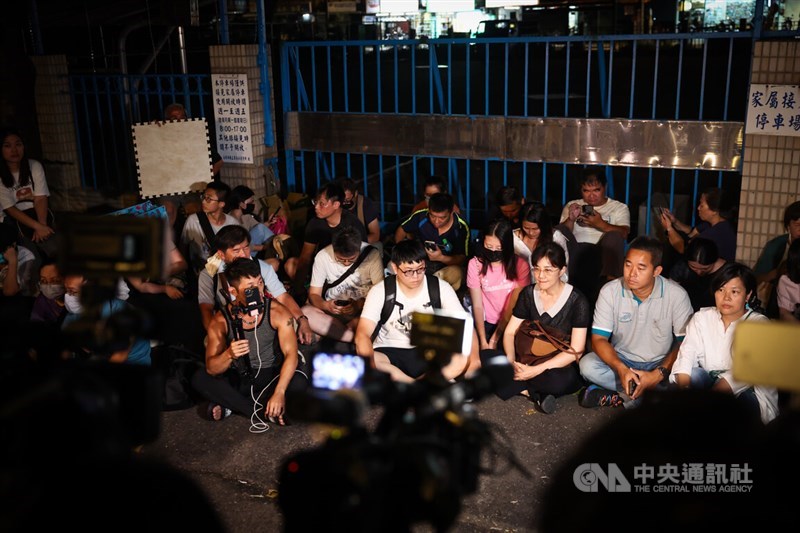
[142,391,620,532]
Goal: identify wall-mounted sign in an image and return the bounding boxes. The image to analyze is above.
[745,84,800,137]
[328,1,358,13]
[211,74,254,163]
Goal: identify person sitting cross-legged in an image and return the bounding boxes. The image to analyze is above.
[355,240,479,383]
[497,242,591,414]
[192,258,308,424]
[578,236,693,408]
[670,262,778,424]
[301,227,384,345]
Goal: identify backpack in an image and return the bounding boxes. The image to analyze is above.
[370,273,441,341]
[151,345,203,411]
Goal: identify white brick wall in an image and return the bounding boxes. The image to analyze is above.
[738,41,800,267]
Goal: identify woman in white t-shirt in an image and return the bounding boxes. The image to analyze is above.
[467,218,530,351]
[0,130,55,247]
[513,202,569,278]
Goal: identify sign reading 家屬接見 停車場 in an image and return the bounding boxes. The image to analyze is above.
[745,84,800,137]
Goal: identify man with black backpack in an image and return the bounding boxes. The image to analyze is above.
[355,240,478,382]
[180,182,240,275]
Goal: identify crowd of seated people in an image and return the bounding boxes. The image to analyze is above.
[4,166,794,429]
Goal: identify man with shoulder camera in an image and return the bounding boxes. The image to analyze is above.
[355,240,478,382]
[197,225,313,345]
[395,193,469,291]
[192,258,307,423]
[302,227,384,344]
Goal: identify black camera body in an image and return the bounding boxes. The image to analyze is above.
[581,204,595,216]
[279,313,519,532]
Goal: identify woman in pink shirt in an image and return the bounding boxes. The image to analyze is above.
[467,218,531,350]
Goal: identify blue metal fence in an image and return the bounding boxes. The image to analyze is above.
[69,74,211,192]
[280,33,756,235]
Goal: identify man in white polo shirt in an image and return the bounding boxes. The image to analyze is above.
[578,236,693,408]
[559,168,630,296]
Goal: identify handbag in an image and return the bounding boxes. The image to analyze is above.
[513,320,579,366]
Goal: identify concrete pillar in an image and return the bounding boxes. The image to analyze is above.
[209,44,280,200]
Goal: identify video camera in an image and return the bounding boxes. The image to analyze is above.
[279,311,529,532]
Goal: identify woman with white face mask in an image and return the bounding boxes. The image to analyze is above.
[30,261,66,324]
[62,275,151,366]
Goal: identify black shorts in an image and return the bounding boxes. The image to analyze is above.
[374,347,426,379]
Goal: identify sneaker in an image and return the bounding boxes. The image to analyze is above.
[535,394,557,414]
[578,385,623,408]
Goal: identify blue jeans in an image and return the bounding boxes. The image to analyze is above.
[687,367,761,419]
[578,352,665,408]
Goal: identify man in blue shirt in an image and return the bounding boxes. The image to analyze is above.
[395,193,470,291]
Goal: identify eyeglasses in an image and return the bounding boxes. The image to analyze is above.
[312,198,332,207]
[532,266,559,277]
[202,195,220,203]
[398,266,426,277]
[335,255,359,266]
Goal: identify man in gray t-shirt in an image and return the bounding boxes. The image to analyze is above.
[578,237,693,408]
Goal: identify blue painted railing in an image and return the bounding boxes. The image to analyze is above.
[280,32,761,235]
[69,73,211,192]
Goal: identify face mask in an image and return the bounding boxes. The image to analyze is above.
[64,293,83,314]
[242,204,255,215]
[482,249,503,263]
[40,283,65,300]
[342,201,355,210]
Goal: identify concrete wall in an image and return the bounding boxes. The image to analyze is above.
[30,55,82,210]
[737,41,800,267]
[209,44,280,200]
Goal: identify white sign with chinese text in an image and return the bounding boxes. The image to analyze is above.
[745,84,800,137]
[211,74,254,164]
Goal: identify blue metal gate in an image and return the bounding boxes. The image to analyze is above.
[280,33,754,234]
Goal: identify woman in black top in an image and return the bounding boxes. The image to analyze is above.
[496,242,592,413]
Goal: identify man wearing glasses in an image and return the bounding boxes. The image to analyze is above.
[395,193,470,291]
[291,183,367,296]
[181,182,240,275]
[302,227,384,344]
[355,240,473,382]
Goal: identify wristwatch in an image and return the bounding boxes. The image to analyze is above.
[657,366,669,381]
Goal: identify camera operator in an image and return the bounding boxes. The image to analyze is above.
[355,239,479,382]
[193,258,307,424]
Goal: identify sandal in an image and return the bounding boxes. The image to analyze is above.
[200,402,232,421]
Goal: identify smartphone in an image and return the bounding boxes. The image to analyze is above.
[311,352,366,391]
[424,240,439,251]
[581,204,594,216]
[334,299,351,307]
[268,205,282,220]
